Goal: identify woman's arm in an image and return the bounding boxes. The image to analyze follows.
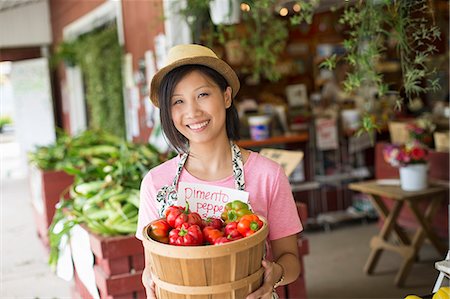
[246,234,300,299]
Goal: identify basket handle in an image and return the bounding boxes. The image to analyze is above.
[153,267,264,295]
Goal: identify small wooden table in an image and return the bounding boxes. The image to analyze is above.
[348,180,447,286]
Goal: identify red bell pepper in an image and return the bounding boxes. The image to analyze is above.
[224,221,241,239]
[202,226,224,244]
[237,214,263,237]
[202,217,224,230]
[165,204,203,228]
[165,205,184,227]
[221,200,252,223]
[214,234,243,245]
[169,223,203,246]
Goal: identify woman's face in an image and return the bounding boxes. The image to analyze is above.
[170,70,232,146]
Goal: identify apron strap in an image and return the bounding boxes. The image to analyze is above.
[231,142,245,191]
[156,153,188,217]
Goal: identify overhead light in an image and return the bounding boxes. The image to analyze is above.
[240,3,250,12]
[293,3,301,12]
[279,7,289,17]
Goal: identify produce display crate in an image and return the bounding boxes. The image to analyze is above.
[73,228,146,299]
[88,230,145,276]
[28,165,74,247]
[143,217,268,299]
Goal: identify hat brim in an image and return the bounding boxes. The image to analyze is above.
[150,56,240,108]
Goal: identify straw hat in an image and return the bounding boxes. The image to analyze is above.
[150,44,240,108]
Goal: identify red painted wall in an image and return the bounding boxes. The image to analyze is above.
[121,0,165,143]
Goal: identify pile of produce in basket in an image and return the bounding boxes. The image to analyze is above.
[46,130,163,268]
[147,200,264,246]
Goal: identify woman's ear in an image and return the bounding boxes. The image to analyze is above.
[224,87,232,108]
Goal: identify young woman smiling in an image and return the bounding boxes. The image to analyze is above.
[136,44,302,299]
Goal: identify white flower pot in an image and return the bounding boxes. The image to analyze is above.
[399,164,428,191]
[209,0,240,25]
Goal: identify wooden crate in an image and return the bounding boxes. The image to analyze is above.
[73,229,146,299]
[28,165,74,246]
[388,121,411,145]
[434,131,449,152]
[88,230,145,276]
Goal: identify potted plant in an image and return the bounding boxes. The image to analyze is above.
[320,0,442,135]
[383,141,429,191]
[0,115,12,133]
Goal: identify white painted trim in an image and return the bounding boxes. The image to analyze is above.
[65,66,87,135]
[162,0,192,48]
[63,0,119,41]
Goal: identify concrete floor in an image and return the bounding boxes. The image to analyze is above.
[0,136,447,298]
[303,223,444,299]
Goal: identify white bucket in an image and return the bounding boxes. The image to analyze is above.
[399,164,428,191]
[248,115,271,141]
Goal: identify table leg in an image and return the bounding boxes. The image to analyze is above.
[395,220,425,286]
[407,196,446,256]
[364,199,404,275]
[395,195,446,286]
[370,195,411,245]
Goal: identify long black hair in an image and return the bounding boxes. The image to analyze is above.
[158,64,240,153]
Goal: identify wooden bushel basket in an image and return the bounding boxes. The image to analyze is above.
[142,217,268,299]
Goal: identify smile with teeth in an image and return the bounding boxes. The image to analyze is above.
[187,120,210,130]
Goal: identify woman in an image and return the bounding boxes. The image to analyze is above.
[136,44,302,299]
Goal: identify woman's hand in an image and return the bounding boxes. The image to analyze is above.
[245,260,278,299]
[142,266,157,299]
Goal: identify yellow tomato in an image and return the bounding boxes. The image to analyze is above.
[433,287,450,299]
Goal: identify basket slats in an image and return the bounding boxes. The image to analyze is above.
[143,216,268,298]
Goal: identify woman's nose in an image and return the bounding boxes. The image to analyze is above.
[185,100,201,117]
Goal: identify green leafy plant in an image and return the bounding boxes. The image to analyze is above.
[47,130,162,269]
[216,0,315,83]
[53,24,126,138]
[320,0,441,134]
[176,0,215,45]
[0,116,12,132]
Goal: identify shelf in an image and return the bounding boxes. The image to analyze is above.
[315,167,371,185]
[236,131,309,148]
[291,181,320,192]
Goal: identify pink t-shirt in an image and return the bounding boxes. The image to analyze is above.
[136,151,303,241]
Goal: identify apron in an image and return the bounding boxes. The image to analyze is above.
[154,142,279,299]
[155,142,246,217]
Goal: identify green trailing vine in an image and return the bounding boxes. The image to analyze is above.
[214,0,316,83]
[320,0,441,135]
[54,24,126,138]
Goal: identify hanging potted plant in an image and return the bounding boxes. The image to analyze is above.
[209,0,241,25]
[320,0,442,135]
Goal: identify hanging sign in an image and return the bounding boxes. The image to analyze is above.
[177,182,249,218]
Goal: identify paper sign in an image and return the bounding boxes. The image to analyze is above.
[177,182,249,218]
[259,148,304,177]
[315,117,339,150]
